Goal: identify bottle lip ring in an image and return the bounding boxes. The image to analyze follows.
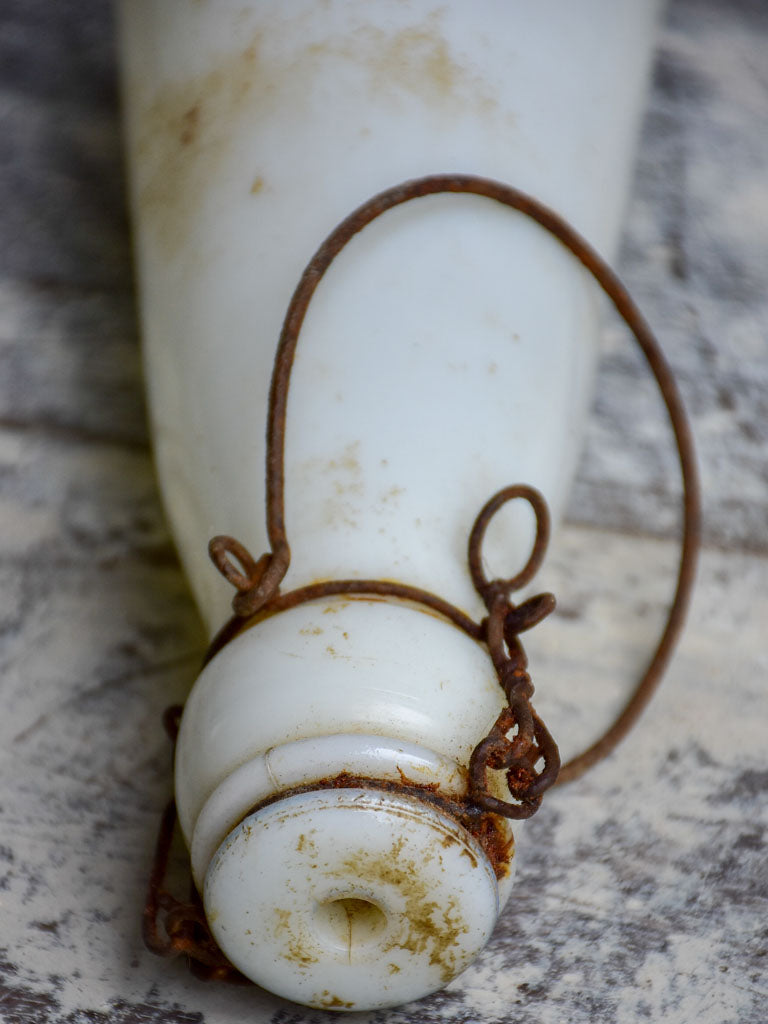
[189,732,470,887]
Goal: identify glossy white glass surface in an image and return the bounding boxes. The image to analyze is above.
[120,0,660,1007]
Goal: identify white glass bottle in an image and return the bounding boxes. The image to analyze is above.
[119,0,660,1010]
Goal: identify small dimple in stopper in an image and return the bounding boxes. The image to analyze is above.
[314,897,388,953]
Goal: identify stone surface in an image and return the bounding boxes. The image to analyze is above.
[0,1,765,1022]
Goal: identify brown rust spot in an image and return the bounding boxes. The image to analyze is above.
[285,940,318,968]
[274,908,319,968]
[460,847,479,869]
[327,441,361,476]
[135,39,264,259]
[332,842,470,984]
[390,834,406,860]
[333,479,364,497]
[296,831,318,857]
[307,14,498,115]
[134,16,505,261]
[277,771,515,880]
[274,908,291,933]
[471,814,515,879]
[322,601,348,614]
[315,991,355,1009]
[377,26,459,98]
[381,484,406,504]
[396,766,439,792]
[323,442,364,527]
[179,104,200,145]
[322,496,359,530]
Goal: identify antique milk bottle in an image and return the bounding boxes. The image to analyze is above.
[119,0,661,1010]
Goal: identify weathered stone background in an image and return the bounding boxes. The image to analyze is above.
[0,2,765,1022]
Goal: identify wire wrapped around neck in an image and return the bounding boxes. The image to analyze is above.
[207,173,702,787]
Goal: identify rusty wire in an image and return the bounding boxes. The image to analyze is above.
[207,173,701,786]
[209,479,561,818]
[145,173,700,973]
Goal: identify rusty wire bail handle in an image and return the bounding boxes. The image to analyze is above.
[207,172,701,792]
[145,174,701,976]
